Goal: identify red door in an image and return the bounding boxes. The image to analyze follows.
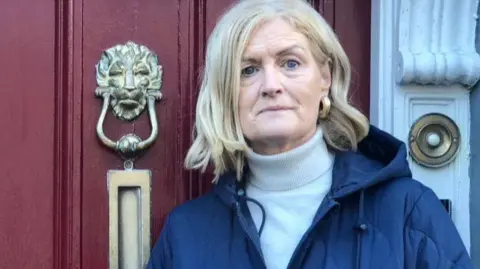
[0,0,370,268]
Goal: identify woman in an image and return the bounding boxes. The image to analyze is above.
[147,0,473,268]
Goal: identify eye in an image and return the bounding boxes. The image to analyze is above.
[135,69,150,76]
[109,63,124,76]
[241,66,258,77]
[283,59,299,70]
[109,68,123,76]
[134,64,150,76]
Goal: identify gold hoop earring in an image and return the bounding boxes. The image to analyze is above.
[319,96,331,119]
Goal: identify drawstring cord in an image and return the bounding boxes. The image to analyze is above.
[237,189,267,237]
[230,183,367,269]
[225,185,267,237]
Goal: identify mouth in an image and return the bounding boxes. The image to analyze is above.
[118,99,140,108]
[259,106,294,114]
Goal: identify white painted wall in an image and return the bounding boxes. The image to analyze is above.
[370,0,480,252]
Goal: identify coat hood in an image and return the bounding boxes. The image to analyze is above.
[329,125,412,198]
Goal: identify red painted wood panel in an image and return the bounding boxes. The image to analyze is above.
[54,0,84,268]
[0,1,56,268]
[81,1,184,267]
[334,0,371,115]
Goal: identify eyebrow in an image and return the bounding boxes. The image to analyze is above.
[241,44,306,63]
[276,44,306,56]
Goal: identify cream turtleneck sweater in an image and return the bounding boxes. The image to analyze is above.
[245,128,335,269]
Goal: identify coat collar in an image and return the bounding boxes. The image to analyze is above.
[214,125,412,204]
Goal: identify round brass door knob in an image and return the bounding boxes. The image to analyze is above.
[408,113,460,168]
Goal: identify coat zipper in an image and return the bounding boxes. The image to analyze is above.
[235,202,267,269]
[286,198,338,269]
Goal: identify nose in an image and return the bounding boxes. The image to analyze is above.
[124,70,135,90]
[261,67,283,97]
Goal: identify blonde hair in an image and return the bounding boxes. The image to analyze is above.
[185,0,369,182]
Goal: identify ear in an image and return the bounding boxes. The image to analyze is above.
[318,60,332,91]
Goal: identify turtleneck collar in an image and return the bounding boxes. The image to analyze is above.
[245,127,335,191]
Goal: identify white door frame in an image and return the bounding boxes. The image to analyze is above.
[370,0,480,252]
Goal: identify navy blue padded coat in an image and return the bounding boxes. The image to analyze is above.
[147,126,473,268]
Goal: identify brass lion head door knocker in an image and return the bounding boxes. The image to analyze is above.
[95,41,163,162]
[94,41,163,269]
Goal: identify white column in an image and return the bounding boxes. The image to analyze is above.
[370,0,480,252]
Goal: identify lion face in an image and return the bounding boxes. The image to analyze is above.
[95,41,163,121]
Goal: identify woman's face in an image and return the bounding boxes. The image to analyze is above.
[239,18,331,155]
